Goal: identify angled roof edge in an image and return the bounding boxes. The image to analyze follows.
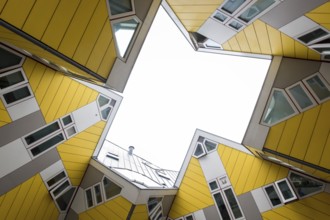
[174,129,253,188]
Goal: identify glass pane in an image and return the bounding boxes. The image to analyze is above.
[3,86,31,104]
[108,0,132,16]
[209,181,219,191]
[66,126,76,137]
[289,172,324,198]
[62,115,72,126]
[262,90,296,125]
[277,180,294,200]
[298,28,328,44]
[306,75,330,101]
[224,188,243,219]
[314,47,330,53]
[85,189,94,208]
[222,0,246,14]
[98,95,109,107]
[194,143,205,157]
[110,99,116,107]
[30,133,65,156]
[113,19,139,57]
[101,107,111,120]
[264,185,282,206]
[204,140,217,152]
[238,0,276,23]
[103,177,122,200]
[0,70,24,89]
[148,197,162,213]
[229,20,243,30]
[56,187,75,211]
[47,171,66,188]
[0,47,22,70]
[25,122,60,145]
[53,180,70,197]
[94,184,103,204]
[214,11,228,22]
[186,215,193,220]
[213,192,231,220]
[288,84,313,109]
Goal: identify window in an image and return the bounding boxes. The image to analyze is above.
[61,115,73,127]
[286,82,317,111]
[193,143,206,158]
[213,192,231,220]
[0,68,27,91]
[221,0,247,15]
[262,89,298,126]
[193,137,218,158]
[50,178,75,212]
[24,121,61,146]
[297,28,329,45]
[209,180,220,191]
[60,114,77,138]
[1,84,33,107]
[185,215,194,220]
[85,188,94,208]
[228,19,244,31]
[223,188,244,219]
[102,176,122,200]
[0,44,24,72]
[30,133,65,157]
[97,95,115,121]
[148,197,163,220]
[46,170,68,190]
[112,17,140,60]
[275,179,297,203]
[108,0,134,17]
[288,172,325,198]
[204,139,217,152]
[213,11,228,22]
[263,184,282,207]
[303,73,330,103]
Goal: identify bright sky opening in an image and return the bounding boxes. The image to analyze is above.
[106,7,271,171]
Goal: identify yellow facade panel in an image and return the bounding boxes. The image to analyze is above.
[97,41,116,78]
[85,208,107,220]
[57,0,99,58]
[264,121,286,151]
[285,200,329,220]
[41,0,80,49]
[22,0,59,40]
[307,48,321,60]
[73,0,108,66]
[181,19,205,30]
[176,12,212,20]
[103,196,132,219]
[242,157,263,193]
[253,160,272,189]
[243,24,261,54]
[229,153,247,187]
[264,163,281,183]
[53,80,79,118]
[320,133,330,169]
[225,149,240,178]
[0,0,6,12]
[281,34,295,58]
[130,205,148,220]
[221,42,232,50]
[294,41,308,59]
[79,212,94,220]
[235,31,251,53]
[22,57,37,79]
[262,210,289,220]
[29,63,46,92]
[227,37,241,52]
[232,154,254,195]
[267,25,283,56]
[253,20,271,54]
[0,181,20,219]
[306,13,330,27]
[0,100,11,126]
[276,114,302,155]
[304,101,330,165]
[0,0,35,28]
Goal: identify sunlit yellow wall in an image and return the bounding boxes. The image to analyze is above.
[264,101,330,179]
[130,205,149,220]
[222,20,320,60]
[262,192,330,220]
[168,158,214,219]
[0,174,59,220]
[166,0,223,32]
[79,196,132,220]
[22,58,99,123]
[58,121,106,186]
[218,144,289,196]
[0,0,116,79]
[306,2,330,31]
[0,99,11,127]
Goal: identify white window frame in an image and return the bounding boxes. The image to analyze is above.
[212,10,230,23]
[111,15,142,61]
[50,178,72,199]
[218,0,251,17]
[295,27,330,46]
[310,42,330,55]
[274,178,297,203]
[102,176,122,201]
[222,186,245,220]
[218,175,231,189]
[184,214,195,220]
[148,196,163,220]
[192,142,207,158]
[52,185,76,213]
[0,68,28,92]
[285,81,317,112]
[208,179,220,192]
[261,88,299,126]
[262,183,283,208]
[226,18,246,32]
[85,187,95,209]
[0,83,34,108]
[212,190,232,220]
[203,138,218,153]
[0,44,25,73]
[302,72,330,103]
[45,169,68,190]
[64,124,77,139]
[60,114,74,128]
[106,0,135,20]
[97,94,114,121]
[93,183,105,205]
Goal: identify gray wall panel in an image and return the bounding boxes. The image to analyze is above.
[274,58,321,88]
[135,0,154,21]
[0,148,60,195]
[162,195,175,217]
[237,192,263,220]
[260,0,328,29]
[66,209,79,220]
[0,111,45,147]
[79,165,104,189]
[203,205,220,220]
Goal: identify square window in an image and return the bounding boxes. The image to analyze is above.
[209,180,219,191]
[275,179,297,203]
[263,184,282,207]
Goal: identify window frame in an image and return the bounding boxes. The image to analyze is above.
[111,15,142,61]
[302,72,330,103]
[184,214,195,220]
[192,142,207,158]
[212,190,232,220]
[218,0,251,17]
[212,10,230,23]
[148,196,163,220]
[208,179,220,192]
[274,178,297,203]
[45,169,68,190]
[218,175,231,189]
[102,176,122,201]
[97,94,114,121]
[222,186,245,220]
[64,125,77,139]
[226,18,246,31]
[0,83,34,107]
[50,178,72,199]
[261,88,299,126]
[53,186,76,213]
[295,27,330,46]
[0,67,28,92]
[0,44,25,73]
[262,183,283,208]
[106,0,135,20]
[285,81,317,112]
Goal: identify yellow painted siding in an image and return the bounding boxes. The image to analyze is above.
[262,192,330,220]
[0,174,59,220]
[264,101,330,171]
[57,121,106,186]
[169,158,214,219]
[223,20,321,60]
[167,0,223,32]
[306,2,330,31]
[22,58,99,123]
[218,144,289,196]
[130,205,149,220]
[0,0,116,80]
[79,196,132,220]
[0,99,11,127]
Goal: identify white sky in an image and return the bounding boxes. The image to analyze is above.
[106,7,271,171]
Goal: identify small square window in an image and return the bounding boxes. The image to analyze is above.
[228,19,244,31]
[209,180,219,191]
[61,115,73,127]
[65,126,77,138]
[303,73,330,103]
[213,11,228,23]
[263,184,282,207]
[286,82,317,111]
[275,179,297,203]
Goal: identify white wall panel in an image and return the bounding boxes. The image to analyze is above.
[40,160,65,182]
[7,97,39,121]
[251,188,272,213]
[199,151,226,182]
[72,101,101,132]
